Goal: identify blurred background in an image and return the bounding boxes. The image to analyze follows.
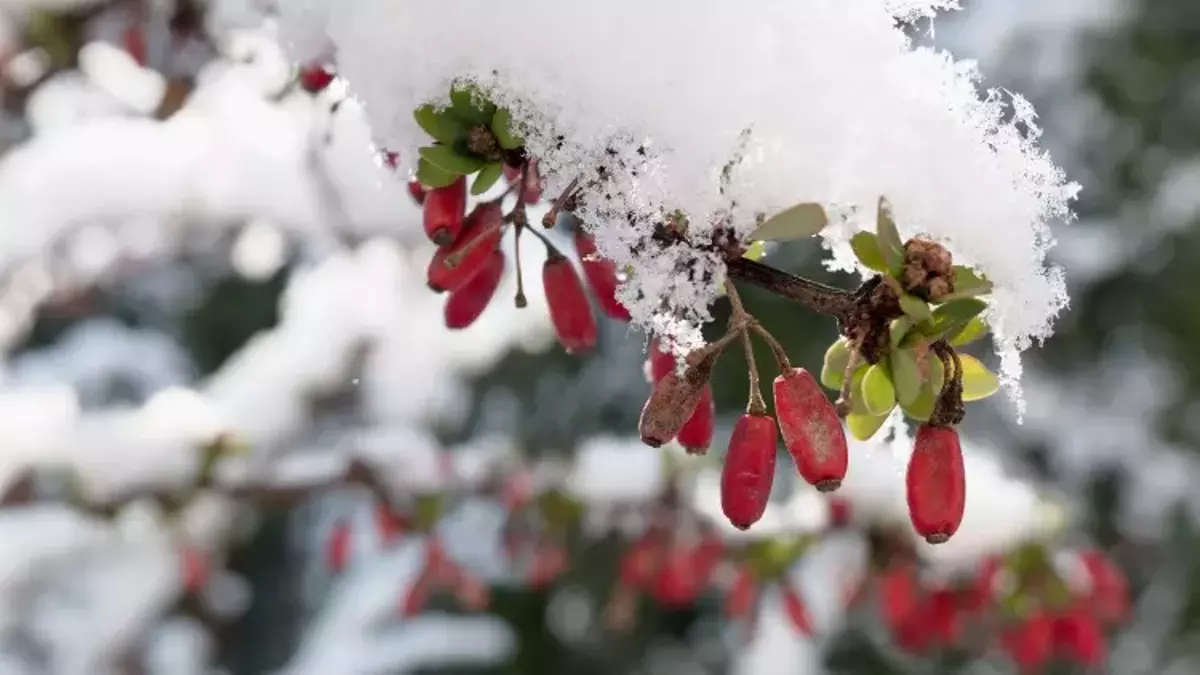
[0,0,1195,673]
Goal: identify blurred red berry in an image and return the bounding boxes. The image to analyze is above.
[375,504,407,547]
[299,64,335,93]
[905,424,966,544]
[619,535,662,590]
[773,367,848,492]
[1052,607,1106,666]
[720,413,778,530]
[879,564,920,631]
[528,543,569,590]
[179,547,210,592]
[781,584,815,636]
[407,178,426,205]
[122,25,147,66]
[422,177,468,246]
[444,249,505,329]
[325,519,352,573]
[1001,611,1054,671]
[1079,549,1129,624]
[725,568,757,618]
[543,250,598,353]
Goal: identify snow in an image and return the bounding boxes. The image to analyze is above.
[280,0,1078,402]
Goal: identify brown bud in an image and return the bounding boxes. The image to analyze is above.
[637,349,717,448]
[901,238,955,302]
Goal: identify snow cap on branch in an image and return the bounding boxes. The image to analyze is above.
[281,0,1076,399]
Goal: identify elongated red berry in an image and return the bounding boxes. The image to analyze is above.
[407,178,426,206]
[427,202,504,292]
[721,413,778,530]
[299,64,335,93]
[619,535,662,589]
[574,231,631,321]
[122,25,147,66]
[676,385,715,454]
[375,504,407,547]
[1001,612,1054,670]
[543,250,597,353]
[639,367,712,447]
[774,368,848,492]
[522,159,545,204]
[781,584,815,636]
[654,548,703,608]
[444,250,505,329]
[399,570,432,617]
[905,424,966,544]
[422,176,467,246]
[724,568,757,618]
[503,165,522,183]
[1079,549,1128,624]
[325,519,352,573]
[179,547,210,592]
[1052,607,1105,666]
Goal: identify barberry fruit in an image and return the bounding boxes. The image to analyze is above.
[375,504,407,547]
[325,518,352,573]
[724,568,757,618]
[422,176,468,246]
[179,547,210,592]
[1079,549,1129,623]
[427,202,504,292]
[780,584,815,636]
[773,367,848,491]
[879,564,920,631]
[407,178,426,206]
[1001,611,1054,671]
[543,250,598,353]
[905,424,966,544]
[1052,607,1106,666]
[653,547,704,608]
[444,250,505,329]
[720,413,778,530]
[639,359,715,448]
[676,385,715,454]
[299,64,335,93]
[574,231,631,321]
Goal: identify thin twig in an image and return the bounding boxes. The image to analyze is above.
[542,175,581,228]
[726,281,765,416]
[725,257,855,319]
[750,323,792,374]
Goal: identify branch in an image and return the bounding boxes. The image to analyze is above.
[725,256,856,319]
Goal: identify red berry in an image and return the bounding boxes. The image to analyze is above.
[503,165,522,183]
[422,177,467,246]
[455,574,491,611]
[179,547,209,592]
[720,413,778,530]
[122,25,147,66]
[427,202,504,292]
[962,555,1002,613]
[619,536,662,589]
[1052,607,1106,666]
[381,150,401,170]
[573,231,631,321]
[528,544,569,589]
[773,368,848,492]
[780,584,815,636]
[1001,612,1054,671]
[399,571,432,617]
[676,385,715,454]
[325,519,352,573]
[828,496,852,528]
[648,339,678,381]
[407,178,426,206]
[444,250,505,329]
[724,568,757,618]
[926,589,962,645]
[878,564,919,632]
[905,424,966,544]
[522,159,545,204]
[375,504,407,547]
[1079,549,1128,624]
[653,547,709,608]
[299,64,335,93]
[542,251,597,353]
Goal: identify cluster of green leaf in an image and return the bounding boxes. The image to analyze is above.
[826,199,1000,439]
[413,82,524,194]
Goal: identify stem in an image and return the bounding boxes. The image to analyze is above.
[542,176,581,228]
[835,338,863,417]
[726,282,766,416]
[726,257,855,319]
[513,224,528,308]
[750,323,792,374]
[445,217,506,268]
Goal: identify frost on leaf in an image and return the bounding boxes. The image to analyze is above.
[280,0,1077,401]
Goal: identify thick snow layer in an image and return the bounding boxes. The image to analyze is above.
[280,0,1077,402]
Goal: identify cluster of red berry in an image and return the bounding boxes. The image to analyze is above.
[408,171,630,348]
[866,546,1128,671]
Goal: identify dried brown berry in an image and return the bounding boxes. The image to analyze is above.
[638,350,716,448]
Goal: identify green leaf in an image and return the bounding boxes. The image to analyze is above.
[416,157,460,188]
[947,265,993,299]
[850,232,889,272]
[449,82,496,125]
[847,411,890,441]
[472,162,505,195]
[891,349,922,407]
[820,339,851,390]
[927,298,988,340]
[898,293,933,326]
[949,316,989,347]
[848,365,870,415]
[490,108,523,150]
[742,241,768,261]
[861,362,897,416]
[959,354,1000,402]
[419,145,486,175]
[749,202,828,242]
[414,104,467,146]
[875,197,906,273]
[889,317,913,349]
